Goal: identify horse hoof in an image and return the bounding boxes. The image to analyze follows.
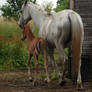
[33,81,38,86]
[44,78,51,83]
[77,87,85,91]
[59,80,66,86]
[47,79,51,83]
[76,84,85,91]
[29,77,33,82]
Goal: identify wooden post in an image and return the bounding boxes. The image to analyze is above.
[69,0,75,10]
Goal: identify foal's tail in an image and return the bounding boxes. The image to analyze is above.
[40,39,48,56]
[38,38,48,59]
[68,12,84,79]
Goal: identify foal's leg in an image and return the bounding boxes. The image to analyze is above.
[43,51,50,83]
[27,54,32,81]
[33,54,38,85]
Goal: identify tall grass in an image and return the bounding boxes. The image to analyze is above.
[0,18,21,38]
[0,18,35,71]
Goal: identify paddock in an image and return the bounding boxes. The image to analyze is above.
[0,0,92,91]
[0,70,92,92]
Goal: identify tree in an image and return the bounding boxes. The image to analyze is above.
[0,0,36,20]
[54,0,69,12]
[42,1,53,12]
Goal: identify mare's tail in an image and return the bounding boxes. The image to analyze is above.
[68,12,84,80]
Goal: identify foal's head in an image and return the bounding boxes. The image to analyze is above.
[21,24,30,41]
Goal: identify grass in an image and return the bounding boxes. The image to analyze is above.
[0,18,21,38]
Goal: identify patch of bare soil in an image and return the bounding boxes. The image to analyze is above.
[0,70,92,92]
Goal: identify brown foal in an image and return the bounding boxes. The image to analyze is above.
[21,24,50,85]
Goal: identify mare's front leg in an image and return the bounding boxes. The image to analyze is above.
[47,48,60,79]
[55,42,68,86]
[33,54,38,86]
[27,54,33,81]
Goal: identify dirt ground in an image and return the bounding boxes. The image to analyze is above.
[0,70,92,92]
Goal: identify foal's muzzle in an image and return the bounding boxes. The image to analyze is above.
[21,37,25,41]
[18,24,23,28]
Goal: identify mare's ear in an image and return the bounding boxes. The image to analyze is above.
[24,0,28,6]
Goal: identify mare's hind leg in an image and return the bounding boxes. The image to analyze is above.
[33,54,38,86]
[55,43,68,86]
[27,54,33,81]
[77,59,84,90]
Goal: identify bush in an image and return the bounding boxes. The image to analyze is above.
[0,40,27,70]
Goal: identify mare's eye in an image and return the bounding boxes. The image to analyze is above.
[20,10,22,13]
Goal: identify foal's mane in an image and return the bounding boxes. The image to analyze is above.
[24,24,34,38]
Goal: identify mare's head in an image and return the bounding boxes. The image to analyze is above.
[18,0,32,28]
[21,24,30,41]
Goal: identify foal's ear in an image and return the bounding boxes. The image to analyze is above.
[24,0,28,6]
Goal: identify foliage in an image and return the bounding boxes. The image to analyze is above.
[54,0,69,12]
[0,18,21,38]
[51,70,57,80]
[42,1,53,12]
[0,0,37,20]
[0,41,27,70]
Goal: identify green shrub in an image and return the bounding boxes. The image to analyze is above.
[0,41,28,70]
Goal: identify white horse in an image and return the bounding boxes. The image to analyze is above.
[18,1,84,90]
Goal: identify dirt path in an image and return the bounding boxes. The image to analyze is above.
[0,70,92,92]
